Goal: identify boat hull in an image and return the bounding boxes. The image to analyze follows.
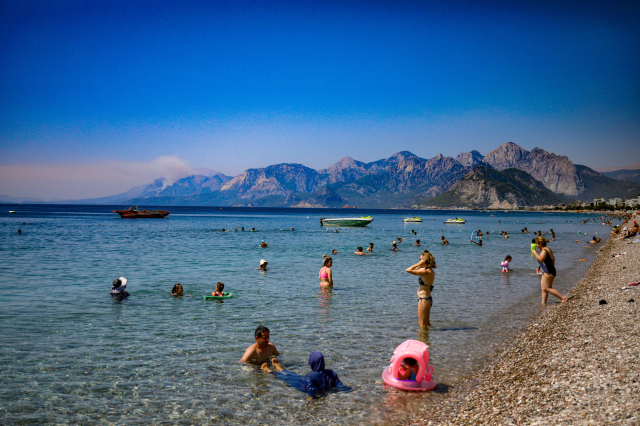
[321,217,373,227]
[113,210,170,219]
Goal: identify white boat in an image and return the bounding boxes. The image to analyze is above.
[403,217,423,222]
[321,216,374,227]
[444,218,466,224]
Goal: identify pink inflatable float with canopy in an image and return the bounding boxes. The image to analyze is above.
[381,339,436,391]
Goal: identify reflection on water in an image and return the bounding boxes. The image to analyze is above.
[0,206,608,424]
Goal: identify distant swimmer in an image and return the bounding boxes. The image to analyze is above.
[259,259,268,270]
[240,325,283,372]
[414,239,420,246]
[212,282,225,296]
[366,243,374,251]
[319,256,333,287]
[111,277,129,297]
[171,283,184,296]
[260,240,268,248]
[354,246,369,255]
[441,236,449,245]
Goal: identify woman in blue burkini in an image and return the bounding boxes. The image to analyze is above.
[303,351,342,397]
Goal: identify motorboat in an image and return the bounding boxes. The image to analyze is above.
[403,217,423,222]
[443,218,466,224]
[320,216,373,227]
[113,206,170,219]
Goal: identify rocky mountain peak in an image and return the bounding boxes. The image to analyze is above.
[455,150,484,167]
[483,143,583,196]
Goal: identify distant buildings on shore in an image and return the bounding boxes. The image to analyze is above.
[531,196,640,211]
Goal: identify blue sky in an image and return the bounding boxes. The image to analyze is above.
[1,0,639,199]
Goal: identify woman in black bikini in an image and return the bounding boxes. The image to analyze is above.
[532,236,568,305]
[405,250,436,328]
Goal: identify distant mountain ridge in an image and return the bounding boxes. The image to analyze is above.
[414,164,563,209]
[11,143,640,208]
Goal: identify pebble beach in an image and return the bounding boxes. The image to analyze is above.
[412,233,640,425]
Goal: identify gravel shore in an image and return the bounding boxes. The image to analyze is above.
[411,235,640,425]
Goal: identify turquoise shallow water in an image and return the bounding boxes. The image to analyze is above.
[0,206,607,424]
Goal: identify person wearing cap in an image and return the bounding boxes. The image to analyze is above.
[111,277,129,297]
[258,259,268,270]
[260,240,268,248]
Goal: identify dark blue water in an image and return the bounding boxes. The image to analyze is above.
[0,205,608,424]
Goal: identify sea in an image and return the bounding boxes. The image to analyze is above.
[0,205,609,425]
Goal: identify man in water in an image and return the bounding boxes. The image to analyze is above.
[240,325,283,372]
[111,277,129,297]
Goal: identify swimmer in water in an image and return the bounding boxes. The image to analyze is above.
[212,282,225,297]
[240,325,283,372]
[319,256,333,287]
[258,259,268,270]
[171,283,184,296]
[405,250,436,328]
[354,246,369,255]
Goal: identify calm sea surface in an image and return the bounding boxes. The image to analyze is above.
[0,205,608,424]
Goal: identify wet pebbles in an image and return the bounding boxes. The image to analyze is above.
[411,236,640,425]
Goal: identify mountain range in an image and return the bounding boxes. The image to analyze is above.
[4,142,640,208]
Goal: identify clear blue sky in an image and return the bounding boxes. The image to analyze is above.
[1,0,639,199]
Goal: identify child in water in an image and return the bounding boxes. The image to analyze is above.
[397,357,420,381]
[212,282,225,297]
[501,255,512,273]
[171,283,184,296]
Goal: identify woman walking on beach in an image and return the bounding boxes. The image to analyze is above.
[319,255,333,287]
[406,250,437,328]
[532,236,568,305]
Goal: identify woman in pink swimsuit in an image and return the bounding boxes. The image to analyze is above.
[319,256,333,287]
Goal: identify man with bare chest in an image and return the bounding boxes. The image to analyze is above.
[240,325,283,372]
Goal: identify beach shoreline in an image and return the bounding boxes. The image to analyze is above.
[410,233,639,425]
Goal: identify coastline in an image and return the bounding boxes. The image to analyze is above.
[411,234,639,425]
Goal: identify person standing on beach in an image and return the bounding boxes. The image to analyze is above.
[532,236,568,305]
[405,250,436,328]
[319,256,333,287]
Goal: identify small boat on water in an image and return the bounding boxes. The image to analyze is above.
[320,216,373,227]
[113,206,170,219]
[443,218,466,224]
[403,217,423,223]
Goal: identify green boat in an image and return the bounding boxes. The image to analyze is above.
[320,216,374,227]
